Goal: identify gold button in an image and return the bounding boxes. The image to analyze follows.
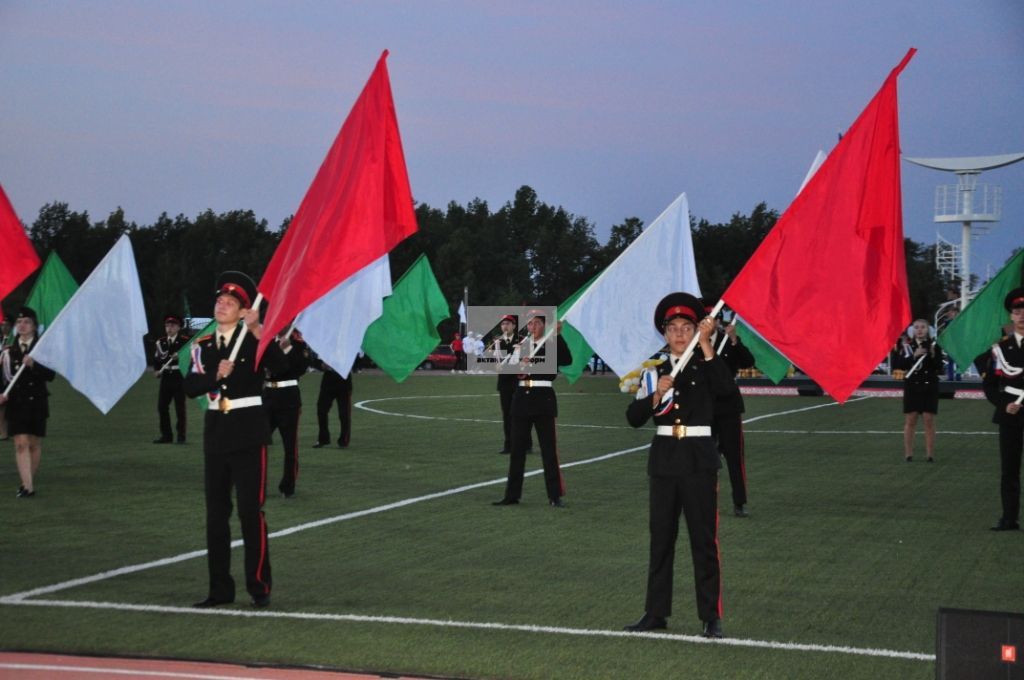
[673,404,679,410]
[674,418,681,424]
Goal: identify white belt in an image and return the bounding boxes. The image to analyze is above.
[1006,386,1024,397]
[656,425,712,439]
[519,380,553,388]
[208,396,263,413]
[264,380,298,388]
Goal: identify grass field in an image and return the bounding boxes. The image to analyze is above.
[1,370,1020,679]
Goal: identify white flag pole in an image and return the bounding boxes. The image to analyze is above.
[902,353,927,379]
[2,362,27,398]
[669,299,725,379]
[227,292,264,363]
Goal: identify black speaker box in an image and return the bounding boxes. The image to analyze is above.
[936,607,1024,679]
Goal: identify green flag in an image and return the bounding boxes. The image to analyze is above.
[362,255,450,382]
[179,319,217,410]
[939,249,1024,372]
[734,317,791,384]
[25,251,78,333]
[557,274,598,384]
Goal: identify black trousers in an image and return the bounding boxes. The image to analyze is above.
[645,472,721,622]
[203,445,271,601]
[499,385,532,452]
[504,414,563,501]
[158,374,186,439]
[268,406,300,495]
[998,423,1024,523]
[713,411,747,507]
[316,376,351,446]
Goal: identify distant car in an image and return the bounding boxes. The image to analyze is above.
[419,345,457,370]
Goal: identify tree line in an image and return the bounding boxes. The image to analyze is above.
[4,185,951,341]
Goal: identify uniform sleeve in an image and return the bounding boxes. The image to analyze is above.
[626,389,654,428]
[723,338,755,371]
[258,339,289,375]
[288,341,311,375]
[556,334,573,368]
[30,361,56,383]
[982,347,1006,408]
[703,355,734,397]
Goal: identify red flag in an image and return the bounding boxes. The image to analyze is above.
[0,184,42,323]
[722,48,916,403]
[257,50,417,359]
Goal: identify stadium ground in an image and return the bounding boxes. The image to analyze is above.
[1,371,1019,680]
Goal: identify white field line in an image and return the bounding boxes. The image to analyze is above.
[2,599,935,663]
[0,394,937,662]
[0,660,280,680]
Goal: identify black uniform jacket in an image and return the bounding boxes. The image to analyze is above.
[153,333,191,376]
[2,338,56,407]
[713,332,754,415]
[893,338,943,385]
[984,333,1024,427]
[262,338,310,410]
[184,325,287,452]
[627,353,733,475]
[511,334,572,418]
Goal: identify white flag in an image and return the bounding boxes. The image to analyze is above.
[30,234,148,413]
[457,301,467,325]
[562,192,700,377]
[296,254,391,379]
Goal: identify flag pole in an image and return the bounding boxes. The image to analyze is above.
[902,352,927,379]
[669,299,725,378]
[2,362,27,398]
[715,321,735,356]
[228,292,264,363]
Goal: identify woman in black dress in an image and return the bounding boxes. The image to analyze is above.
[895,319,942,462]
[0,307,55,497]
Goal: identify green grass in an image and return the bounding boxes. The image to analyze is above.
[1,371,1020,679]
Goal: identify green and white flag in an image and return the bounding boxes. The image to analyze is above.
[363,255,450,383]
[558,275,597,384]
[939,249,1024,372]
[25,251,78,334]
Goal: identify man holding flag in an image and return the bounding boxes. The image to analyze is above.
[185,272,287,608]
[984,288,1024,532]
[152,313,190,445]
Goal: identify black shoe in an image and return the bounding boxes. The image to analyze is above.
[492,497,519,506]
[337,438,348,448]
[176,436,186,445]
[734,505,749,518]
[549,498,565,508]
[312,441,329,449]
[702,619,724,638]
[153,437,172,444]
[498,449,511,455]
[280,490,295,499]
[15,487,35,498]
[990,519,1021,531]
[251,593,271,608]
[192,596,233,608]
[624,613,667,632]
[926,456,934,463]
[904,455,913,462]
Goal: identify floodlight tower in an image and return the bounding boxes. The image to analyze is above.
[904,153,1024,311]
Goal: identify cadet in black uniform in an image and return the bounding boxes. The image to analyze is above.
[493,314,531,455]
[0,307,56,498]
[311,356,352,448]
[624,293,732,638]
[984,287,1024,531]
[893,319,943,462]
[710,312,755,517]
[493,310,571,507]
[263,328,309,497]
[152,313,191,444]
[184,272,287,608]
[0,318,10,441]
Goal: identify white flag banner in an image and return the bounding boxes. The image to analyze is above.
[562,192,701,376]
[30,234,148,413]
[457,301,467,325]
[297,254,391,379]
[798,150,827,194]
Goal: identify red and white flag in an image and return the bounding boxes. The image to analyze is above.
[0,184,41,322]
[257,51,418,363]
[722,48,916,403]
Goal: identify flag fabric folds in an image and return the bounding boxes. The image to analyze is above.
[297,255,392,379]
[25,251,79,333]
[178,319,218,410]
[939,249,1024,372]
[257,50,418,362]
[0,184,41,322]
[562,192,701,377]
[722,49,916,403]
[29,234,148,414]
[557,275,598,384]
[362,255,450,382]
